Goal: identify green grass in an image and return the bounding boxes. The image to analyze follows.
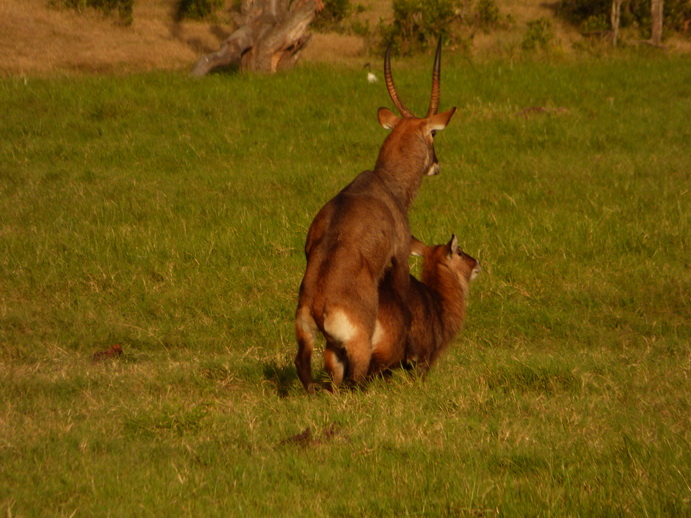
[1,55,690,516]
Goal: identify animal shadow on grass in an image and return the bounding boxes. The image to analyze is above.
[262,360,365,396]
[263,359,419,397]
[263,361,299,397]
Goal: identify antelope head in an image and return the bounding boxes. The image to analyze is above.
[375,38,456,187]
[413,234,481,292]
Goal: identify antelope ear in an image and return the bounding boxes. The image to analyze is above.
[428,107,456,132]
[410,236,427,257]
[446,234,459,257]
[378,107,400,130]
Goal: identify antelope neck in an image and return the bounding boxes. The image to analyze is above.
[373,164,423,212]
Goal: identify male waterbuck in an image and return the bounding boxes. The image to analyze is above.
[368,235,481,377]
[295,40,456,392]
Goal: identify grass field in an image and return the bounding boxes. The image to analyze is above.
[1,54,690,515]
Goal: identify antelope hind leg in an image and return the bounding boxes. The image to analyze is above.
[324,344,348,390]
[323,308,373,387]
[345,334,373,384]
[295,306,318,393]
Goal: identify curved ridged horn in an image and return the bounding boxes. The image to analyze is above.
[426,36,442,117]
[384,44,414,118]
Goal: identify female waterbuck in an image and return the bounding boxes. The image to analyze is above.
[295,40,456,392]
[368,235,481,377]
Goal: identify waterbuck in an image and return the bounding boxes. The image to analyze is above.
[295,40,456,392]
[368,235,481,377]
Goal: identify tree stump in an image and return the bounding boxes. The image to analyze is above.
[191,0,320,76]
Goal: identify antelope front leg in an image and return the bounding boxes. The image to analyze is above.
[326,332,372,387]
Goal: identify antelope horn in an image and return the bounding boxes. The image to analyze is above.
[426,36,442,117]
[384,44,414,118]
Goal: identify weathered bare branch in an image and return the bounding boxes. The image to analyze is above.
[191,0,318,76]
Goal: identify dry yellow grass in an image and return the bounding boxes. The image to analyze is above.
[0,0,223,76]
[0,0,374,76]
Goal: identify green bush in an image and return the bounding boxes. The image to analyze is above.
[378,0,514,55]
[475,0,514,33]
[475,0,500,31]
[49,0,134,25]
[521,17,555,51]
[580,13,609,33]
[557,0,609,28]
[175,0,224,21]
[350,18,371,37]
[627,0,691,36]
[381,0,460,54]
[312,0,352,31]
[558,0,691,34]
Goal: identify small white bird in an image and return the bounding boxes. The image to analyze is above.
[364,63,378,83]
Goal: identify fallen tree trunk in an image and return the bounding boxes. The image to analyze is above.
[191,0,320,76]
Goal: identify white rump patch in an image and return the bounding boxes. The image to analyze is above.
[324,309,359,344]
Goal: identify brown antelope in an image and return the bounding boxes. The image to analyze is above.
[295,39,456,392]
[368,235,481,377]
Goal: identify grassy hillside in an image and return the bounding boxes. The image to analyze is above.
[2,0,690,77]
[1,55,690,515]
